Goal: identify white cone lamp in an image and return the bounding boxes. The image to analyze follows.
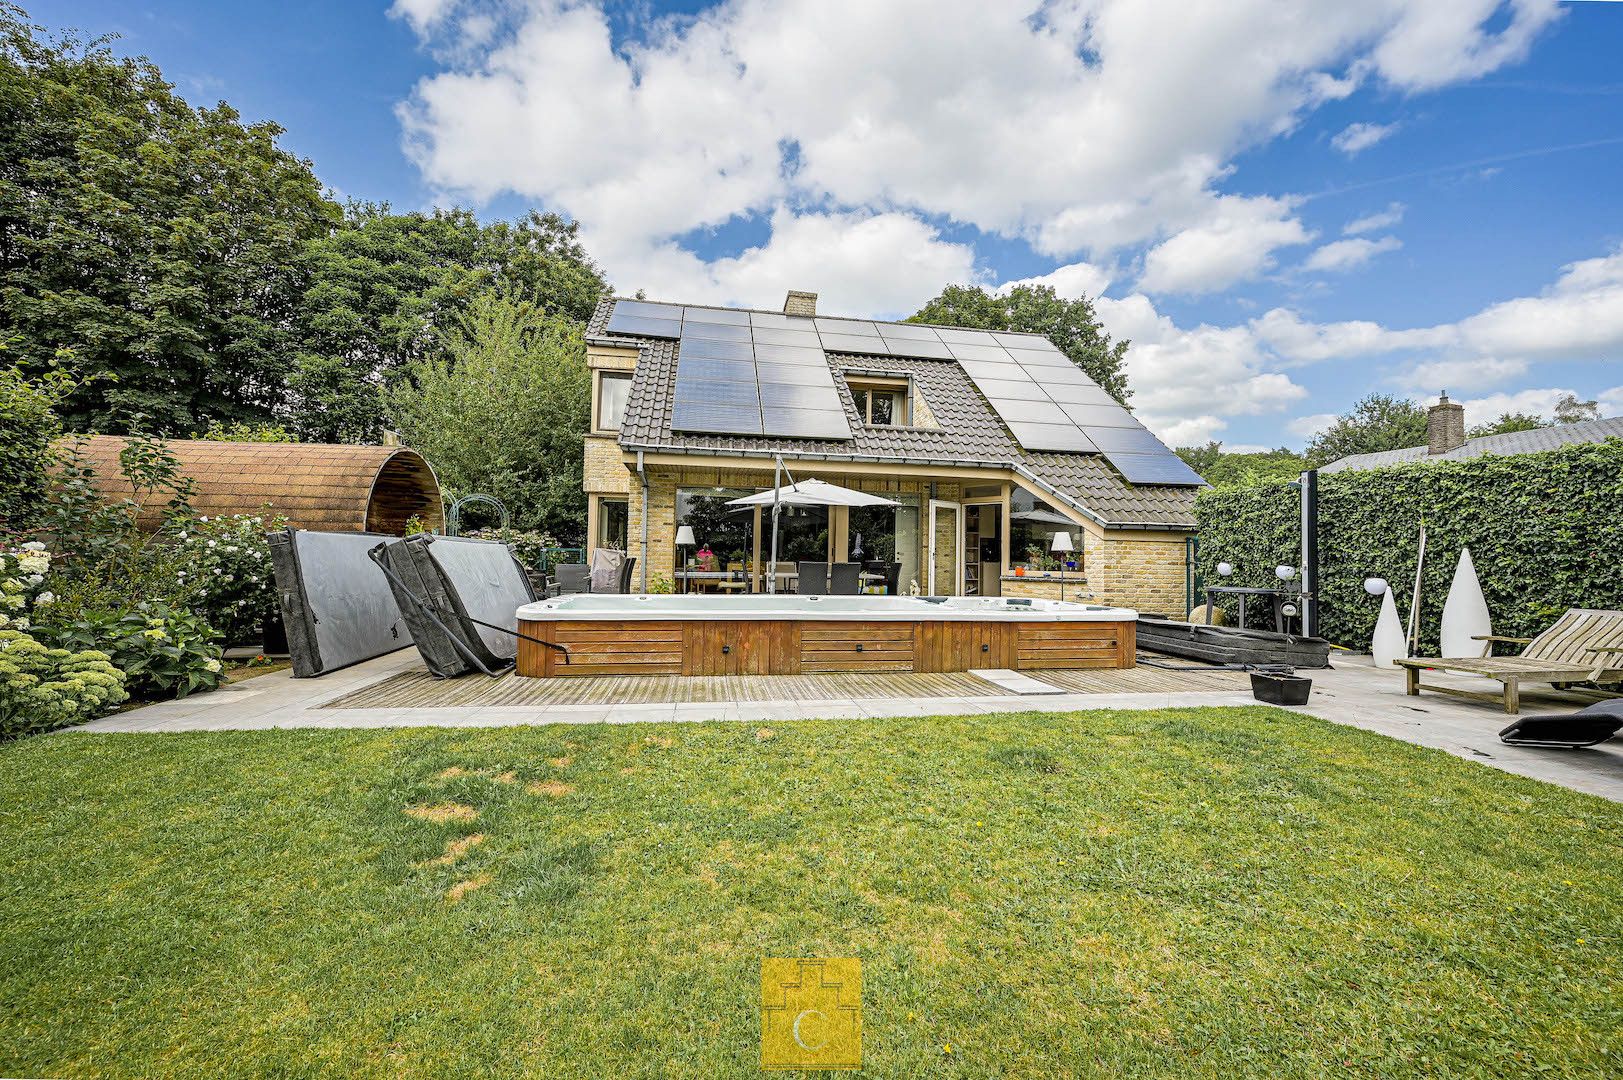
[675,525,696,594]
[1367,577,1406,670]
[1051,531,1074,602]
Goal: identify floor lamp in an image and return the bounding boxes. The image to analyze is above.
[1051,531,1074,603]
[676,525,695,594]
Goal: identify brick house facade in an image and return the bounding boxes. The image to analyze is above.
[581,293,1202,616]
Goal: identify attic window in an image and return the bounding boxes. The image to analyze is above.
[847,376,912,427]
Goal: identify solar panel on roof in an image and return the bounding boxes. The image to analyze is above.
[612,300,684,320]
[761,406,851,439]
[671,400,763,435]
[1000,400,1072,426]
[992,332,1060,351]
[1005,423,1099,453]
[957,359,1030,381]
[677,357,757,382]
[758,381,842,410]
[606,312,681,338]
[681,306,751,326]
[757,363,833,385]
[974,378,1050,401]
[877,322,940,340]
[752,343,826,365]
[1104,451,1205,486]
[751,326,821,348]
[820,332,891,355]
[1004,346,1073,368]
[1042,382,1118,407]
[679,320,752,343]
[1057,402,1138,428]
[678,336,755,362]
[934,327,997,345]
[814,318,880,336]
[946,342,1016,363]
[1084,426,1171,454]
[672,377,761,408]
[877,335,954,360]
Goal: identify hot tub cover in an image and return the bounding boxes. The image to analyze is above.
[375,534,536,678]
[268,528,413,677]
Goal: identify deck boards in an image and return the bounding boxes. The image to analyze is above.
[323,658,1249,710]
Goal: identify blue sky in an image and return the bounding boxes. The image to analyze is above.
[27,0,1623,449]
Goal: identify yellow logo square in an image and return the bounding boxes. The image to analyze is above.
[760,957,862,1071]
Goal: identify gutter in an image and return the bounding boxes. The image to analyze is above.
[634,449,649,591]
[617,439,1195,533]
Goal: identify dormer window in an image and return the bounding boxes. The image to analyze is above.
[847,376,912,427]
[595,371,632,432]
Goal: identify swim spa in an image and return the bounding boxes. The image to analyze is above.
[514,594,1138,677]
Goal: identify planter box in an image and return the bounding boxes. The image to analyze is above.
[1250,671,1312,706]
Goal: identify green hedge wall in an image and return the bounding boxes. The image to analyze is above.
[1193,440,1623,653]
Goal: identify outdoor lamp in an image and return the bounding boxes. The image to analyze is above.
[675,525,696,594]
[1276,564,1297,581]
[1364,577,1388,596]
[1050,532,1075,602]
[1216,562,1234,577]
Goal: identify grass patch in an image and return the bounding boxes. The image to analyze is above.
[2,706,1619,1077]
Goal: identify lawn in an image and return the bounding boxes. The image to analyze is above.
[2,707,1619,1078]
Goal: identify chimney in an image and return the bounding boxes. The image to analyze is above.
[783,290,818,317]
[1427,392,1466,455]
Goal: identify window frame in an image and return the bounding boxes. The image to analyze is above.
[594,370,633,433]
[846,375,912,427]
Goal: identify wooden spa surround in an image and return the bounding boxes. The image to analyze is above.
[516,617,1136,678]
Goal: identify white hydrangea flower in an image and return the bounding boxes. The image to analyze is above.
[14,618,27,631]
[204,658,222,673]
[35,592,53,606]
[21,541,46,552]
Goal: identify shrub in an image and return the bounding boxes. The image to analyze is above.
[40,601,223,699]
[173,514,285,645]
[0,357,75,531]
[465,527,564,572]
[1194,440,1623,652]
[0,541,60,634]
[0,629,127,738]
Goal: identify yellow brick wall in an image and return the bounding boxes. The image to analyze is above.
[584,436,630,495]
[998,529,1187,614]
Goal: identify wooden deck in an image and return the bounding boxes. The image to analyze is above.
[323,657,1249,710]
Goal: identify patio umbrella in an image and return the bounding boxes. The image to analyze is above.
[726,470,898,592]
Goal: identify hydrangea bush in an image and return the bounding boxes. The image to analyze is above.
[41,601,224,699]
[173,513,285,645]
[0,541,59,635]
[0,629,127,738]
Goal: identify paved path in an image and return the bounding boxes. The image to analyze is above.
[68,650,1623,802]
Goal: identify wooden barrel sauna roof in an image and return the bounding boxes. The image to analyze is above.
[54,435,445,535]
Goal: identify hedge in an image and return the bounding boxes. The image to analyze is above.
[1193,440,1623,653]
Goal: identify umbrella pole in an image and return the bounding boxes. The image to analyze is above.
[768,456,781,595]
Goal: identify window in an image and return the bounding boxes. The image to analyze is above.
[676,488,756,570]
[848,499,920,594]
[596,371,632,431]
[595,497,628,551]
[848,378,911,426]
[1010,487,1079,572]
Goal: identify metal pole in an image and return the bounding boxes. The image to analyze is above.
[768,456,782,595]
[1301,469,1319,638]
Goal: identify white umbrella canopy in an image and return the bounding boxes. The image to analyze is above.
[726,478,898,509]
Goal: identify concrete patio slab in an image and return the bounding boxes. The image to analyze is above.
[63,650,1623,801]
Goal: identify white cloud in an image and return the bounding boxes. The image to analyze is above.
[1287,413,1339,438]
[996,261,1112,300]
[1302,235,1402,273]
[1344,202,1406,235]
[1093,294,1308,445]
[1451,246,1623,359]
[397,0,1561,288]
[1137,195,1312,296]
[1331,121,1398,155]
[1459,387,1582,422]
[1402,356,1527,393]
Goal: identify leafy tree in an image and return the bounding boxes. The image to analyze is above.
[290,204,608,442]
[0,349,77,530]
[1553,393,1600,425]
[1175,441,1306,488]
[1468,411,1548,438]
[1305,394,1429,467]
[194,420,299,442]
[0,6,340,434]
[909,283,1131,404]
[384,292,590,541]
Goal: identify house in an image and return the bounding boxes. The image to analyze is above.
[582,290,1204,614]
[1320,394,1623,473]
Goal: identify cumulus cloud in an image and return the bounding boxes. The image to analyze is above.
[397,0,1561,285]
[1331,121,1399,155]
[996,261,1113,301]
[1459,387,1584,422]
[1402,356,1528,393]
[1137,196,1312,296]
[1344,202,1406,234]
[1302,235,1402,273]
[1287,413,1339,438]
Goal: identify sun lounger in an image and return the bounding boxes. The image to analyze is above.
[1394,608,1623,714]
[1499,699,1623,748]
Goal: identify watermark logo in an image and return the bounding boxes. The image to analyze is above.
[760,957,861,1070]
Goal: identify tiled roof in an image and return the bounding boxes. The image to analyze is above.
[1321,415,1623,473]
[590,298,1198,529]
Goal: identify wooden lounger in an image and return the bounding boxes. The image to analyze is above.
[1394,608,1623,714]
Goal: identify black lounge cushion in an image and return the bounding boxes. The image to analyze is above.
[1500,699,1623,748]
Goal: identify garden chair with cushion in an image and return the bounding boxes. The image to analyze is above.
[1394,608,1623,713]
[829,562,861,595]
[547,563,591,596]
[797,561,830,596]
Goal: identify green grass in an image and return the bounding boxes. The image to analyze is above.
[2,707,1619,1078]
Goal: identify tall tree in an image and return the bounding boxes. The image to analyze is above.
[1469,411,1548,438]
[384,292,590,541]
[1553,393,1600,425]
[0,6,340,434]
[290,205,608,442]
[1305,393,1430,467]
[909,283,1131,404]
[1175,441,1306,488]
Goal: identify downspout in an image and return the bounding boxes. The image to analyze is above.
[636,449,649,592]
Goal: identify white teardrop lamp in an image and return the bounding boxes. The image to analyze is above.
[1369,576,1407,670]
